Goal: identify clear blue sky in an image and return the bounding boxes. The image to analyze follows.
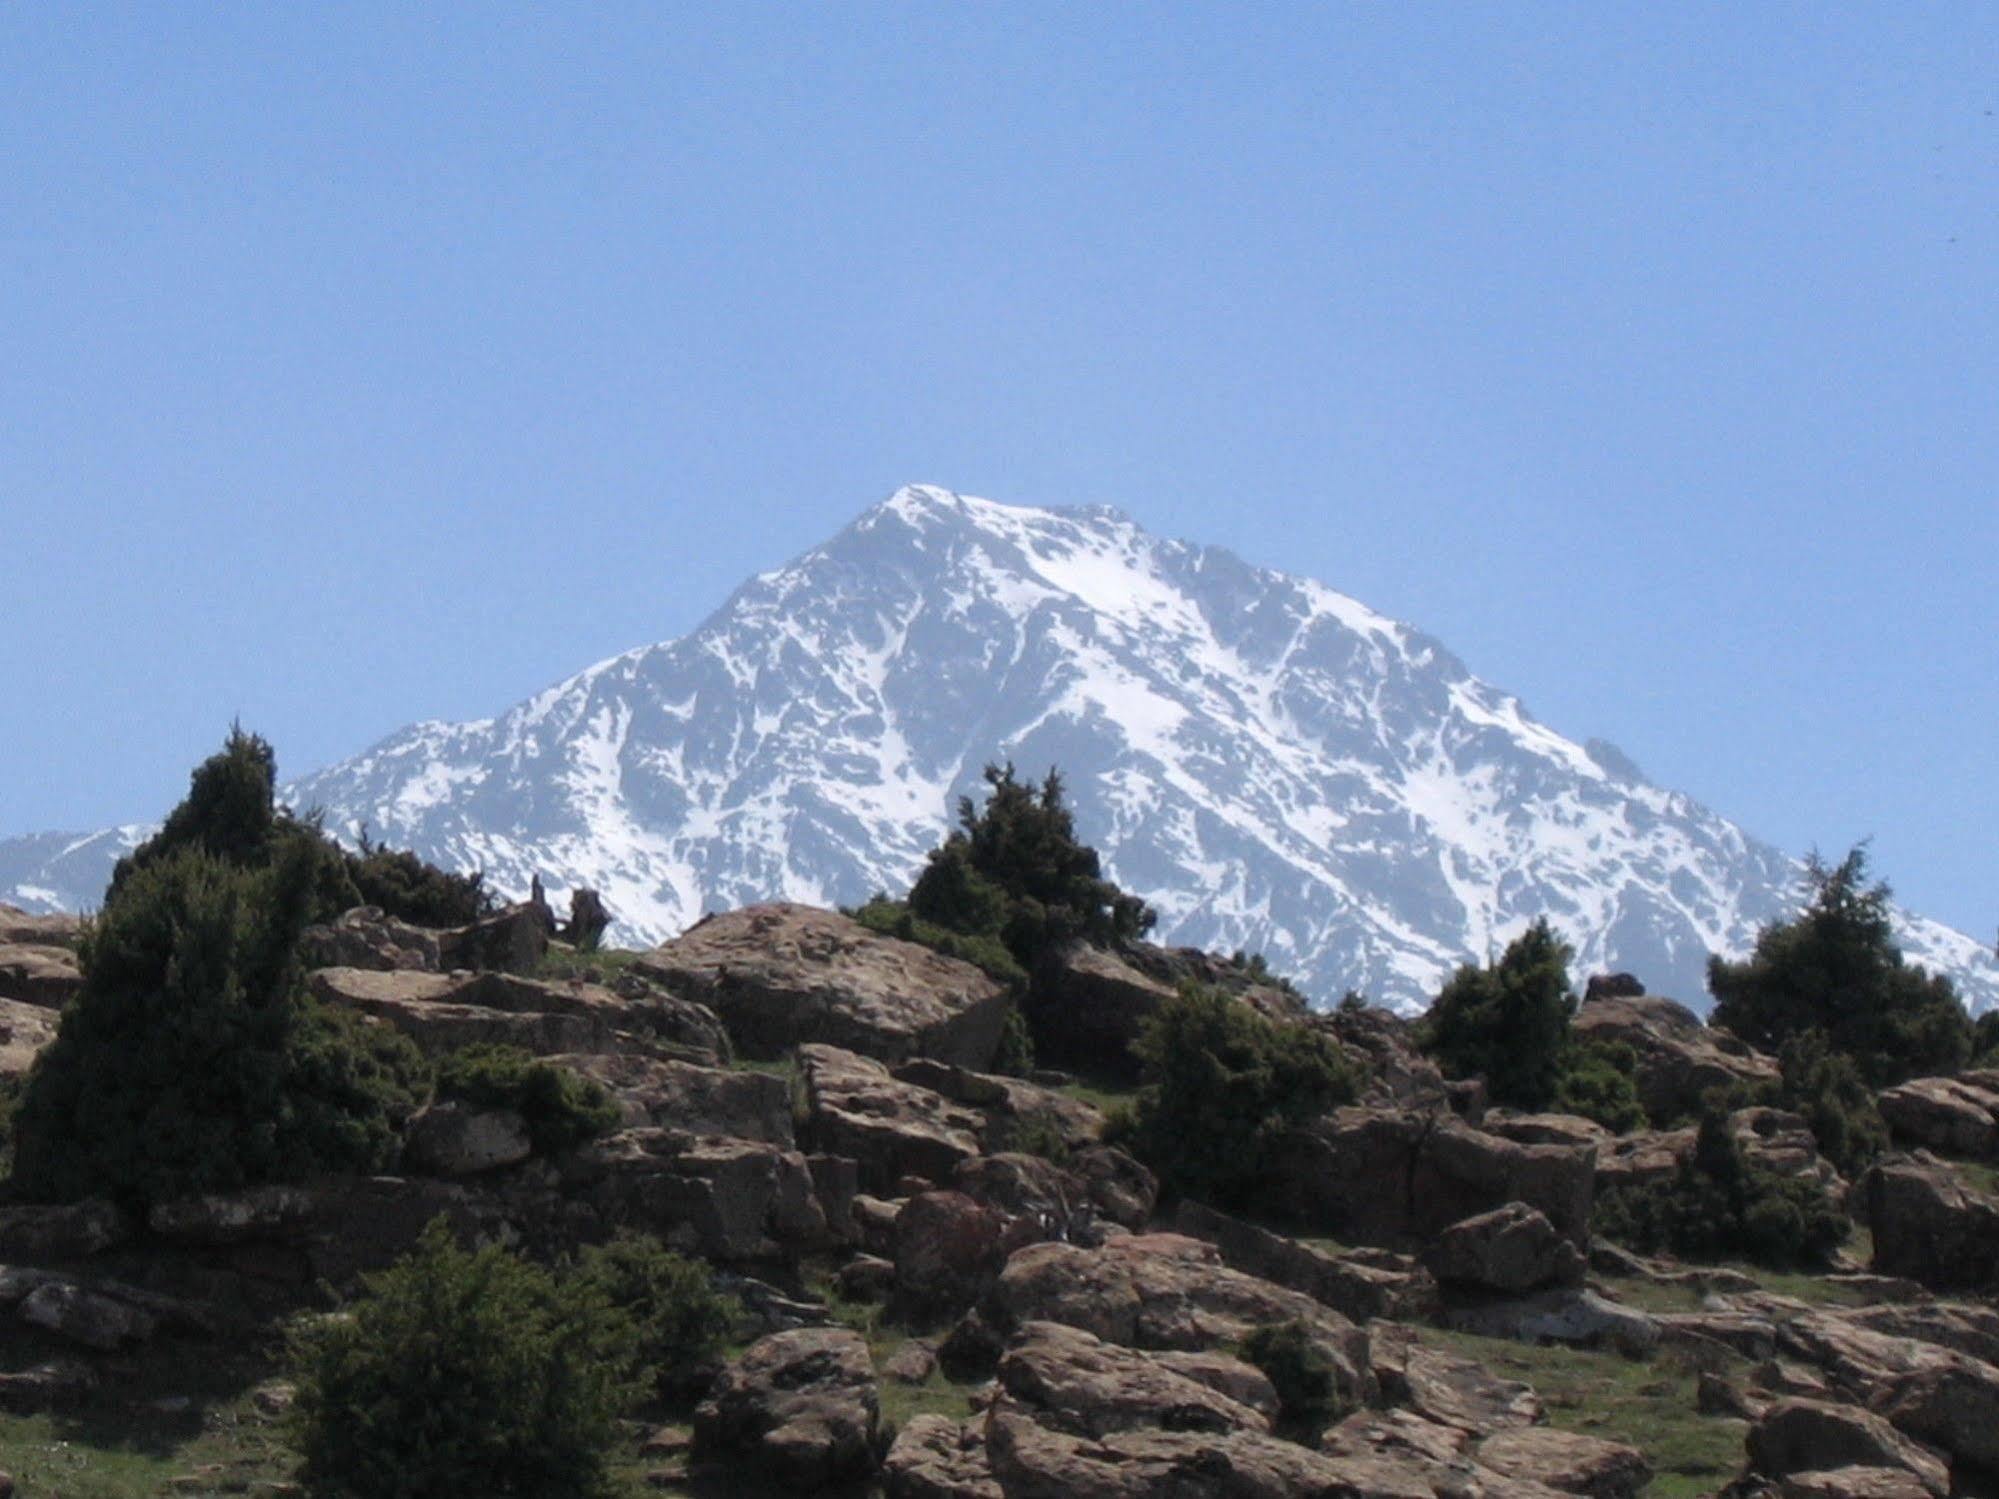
[2,6,1993,939]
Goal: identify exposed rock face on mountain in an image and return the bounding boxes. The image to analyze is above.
[5,488,1994,1015]
[635,903,1010,1068]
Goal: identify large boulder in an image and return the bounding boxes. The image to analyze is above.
[1026,943,1178,1073]
[987,1396,1414,1499]
[307,967,622,1057]
[1570,993,1778,1123]
[1598,1106,1840,1195]
[1777,1306,1999,1474]
[1366,1321,1542,1435]
[566,1128,827,1262]
[1426,1201,1585,1295]
[636,904,1009,1068]
[0,944,81,1010]
[555,1052,794,1144]
[1859,1153,1999,1291]
[1173,1201,1441,1325]
[1745,1398,1948,1498]
[990,1233,1375,1410]
[694,1327,881,1489]
[1268,1107,1595,1250]
[998,1319,1275,1437]
[1473,1427,1651,1497]
[297,906,444,972]
[435,899,551,975]
[883,1414,1001,1499]
[0,997,59,1080]
[1878,1074,1999,1160]
[799,1045,985,1193]
[892,1190,1009,1320]
[892,1058,1105,1151]
[402,1101,534,1176]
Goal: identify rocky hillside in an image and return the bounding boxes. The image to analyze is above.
[7,894,1999,1496]
[5,485,1994,1015]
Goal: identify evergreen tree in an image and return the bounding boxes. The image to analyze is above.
[1709,847,1968,1087]
[11,843,426,1206]
[1419,919,1576,1111]
[107,726,358,922]
[908,763,1154,969]
[1119,984,1358,1206]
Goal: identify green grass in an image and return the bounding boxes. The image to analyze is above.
[1425,1329,1747,1499]
[537,945,646,984]
[1053,1069,1139,1116]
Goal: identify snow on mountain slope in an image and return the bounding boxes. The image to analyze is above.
[5,485,1995,1016]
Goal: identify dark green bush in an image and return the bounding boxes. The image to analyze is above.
[991,1111,1072,1165]
[1241,1319,1343,1431]
[435,1045,621,1153]
[1775,1030,1888,1178]
[572,1232,738,1401]
[346,829,493,928]
[108,728,488,932]
[1419,919,1576,1111]
[289,1218,640,1498]
[1710,847,1968,1088]
[906,764,1154,971]
[992,1005,1036,1077]
[1122,984,1359,1207]
[11,845,427,1208]
[1593,1100,1848,1269]
[1551,1039,1648,1134]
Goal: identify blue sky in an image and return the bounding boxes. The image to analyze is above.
[2,6,1993,938]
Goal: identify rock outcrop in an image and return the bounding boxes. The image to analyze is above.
[694,1327,881,1489]
[1268,1108,1596,1250]
[1859,1153,1999,1292]
[1426,1201,1586,1295]
[1570,992,1777,1124]
[637,904,1010,1069]
[1878,1074,1999,1160]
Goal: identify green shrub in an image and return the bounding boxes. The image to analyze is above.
[289,1218,640,1498]
[991,1111,1072,1166]
[1241,1319,1343,1431]
[992,1005,1036,1077]
[1775,1030,1888,1178]
[1551,1040,1648,1134]
[1122,984,1358,1207]
[12,845,427,1207]
[1709,847,1968,1088]
[109,728,488,933]
[572,1232,738,1401]
[435,1045,621,1153]
[1418,919,1576,1111]
[1593,1099,1848,1269]
[906,764,1154,972]
[346,829,493,928]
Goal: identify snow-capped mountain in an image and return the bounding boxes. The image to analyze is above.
[6,485,1995,1015]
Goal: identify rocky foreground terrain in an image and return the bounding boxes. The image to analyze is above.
[4,897,1999,1496]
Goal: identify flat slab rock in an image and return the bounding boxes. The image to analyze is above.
[801,1044,987,1193]
[637,903,1011,1069]
[0,944,82,1010]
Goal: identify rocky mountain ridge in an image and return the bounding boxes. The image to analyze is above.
[5,484,1994,1015]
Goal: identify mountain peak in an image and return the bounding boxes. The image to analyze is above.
[5,488,1995,1015]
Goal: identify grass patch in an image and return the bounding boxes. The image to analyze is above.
[1425,1329,1747,1499]
[537,945,646,984]
[1054,1069,1139,1115]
